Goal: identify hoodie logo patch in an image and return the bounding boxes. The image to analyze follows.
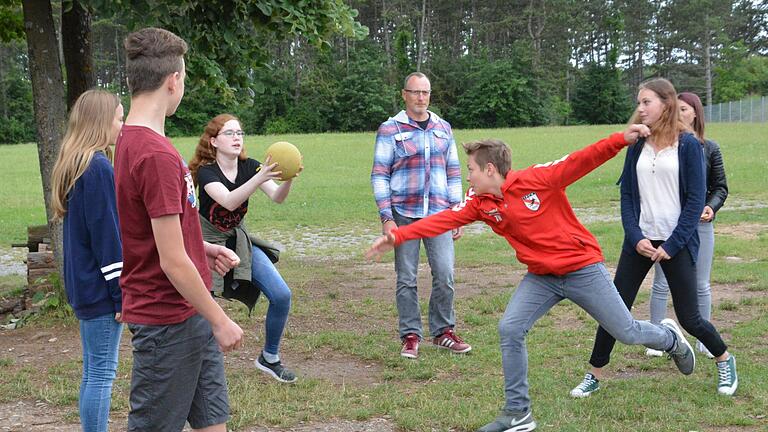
[522,192,540,211]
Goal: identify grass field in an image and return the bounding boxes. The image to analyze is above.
[0,123,766,431]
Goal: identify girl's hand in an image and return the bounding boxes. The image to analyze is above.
[700,206,714,222]
[365,233,396,261]
[635,238,656,258]
[254,155,281,184]
[623,124,651,144]
[115,312,122,323]
[650,245,671,262]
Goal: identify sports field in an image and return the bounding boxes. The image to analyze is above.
[0,123,766,431]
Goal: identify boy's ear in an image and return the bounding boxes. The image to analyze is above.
[485,162,497,175]
[166,71,180,92]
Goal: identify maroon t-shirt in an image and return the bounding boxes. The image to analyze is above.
[114,125,212,325]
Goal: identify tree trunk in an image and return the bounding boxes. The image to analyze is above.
[416,0,426,72]
[704,27,712,107]
[62,0,94,109]
[382,0,391,68]
[22,0,66,289]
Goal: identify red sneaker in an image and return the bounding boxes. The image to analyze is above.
[401,333,419,359]
[433,328,471,354]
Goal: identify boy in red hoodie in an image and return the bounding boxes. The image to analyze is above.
[366,125,695,432]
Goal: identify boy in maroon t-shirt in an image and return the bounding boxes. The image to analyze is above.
[114,27,243,432]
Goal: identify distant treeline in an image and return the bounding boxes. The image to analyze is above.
[2,0,766,143]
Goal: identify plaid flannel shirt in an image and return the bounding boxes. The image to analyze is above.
[371,110,463,221]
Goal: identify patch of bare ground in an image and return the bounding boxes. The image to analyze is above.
[716,223,768,241]
[306,260,524,303]
[244,418,395,432]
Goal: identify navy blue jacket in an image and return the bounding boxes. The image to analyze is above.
[63,152,123,319]
[619,132,706,262]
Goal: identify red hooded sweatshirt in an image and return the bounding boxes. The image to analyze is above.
[392,132,630,276]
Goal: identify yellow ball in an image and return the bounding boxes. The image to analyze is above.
[265,141,302,181]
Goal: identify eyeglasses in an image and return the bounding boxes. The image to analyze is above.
[218,130,245,138]
[403,89,431,97]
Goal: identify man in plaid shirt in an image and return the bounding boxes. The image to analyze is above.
[371,72,471,359]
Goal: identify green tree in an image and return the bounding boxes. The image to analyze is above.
[572,62,633,124]
[450,56,548,128]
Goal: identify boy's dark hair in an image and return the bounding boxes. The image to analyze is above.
[463,139,512,176]
[124,27,188,95]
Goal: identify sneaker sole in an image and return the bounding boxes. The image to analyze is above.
[433,344,472,354]
[400,352,418,359]
[645,348,664,357]
[661,318,695,375]
[255,360,298,383]
[499,421,537,432]
[570,387,598,398]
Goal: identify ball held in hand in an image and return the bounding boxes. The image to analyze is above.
[265,141,302,181]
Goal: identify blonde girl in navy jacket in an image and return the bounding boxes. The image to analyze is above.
[571,78,738,399]
[51,89,124,432]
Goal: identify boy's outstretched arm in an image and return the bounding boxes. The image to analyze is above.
[365,193,481,261]
[542,124,651,189]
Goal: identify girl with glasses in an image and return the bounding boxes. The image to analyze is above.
[189,114,301,383]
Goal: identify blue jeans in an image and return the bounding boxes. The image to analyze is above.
[393,211,455,339]
[650,222,715,324]
[79,313,122,432]
[251,246,292,355]
[499,263,673,411]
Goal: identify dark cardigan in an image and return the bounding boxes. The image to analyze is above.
[619,132,706,262]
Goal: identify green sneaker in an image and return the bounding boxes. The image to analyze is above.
[477,409,536,432]
[716,355,738,396]
[570,372,600,398]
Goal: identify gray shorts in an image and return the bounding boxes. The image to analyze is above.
[127,314,229,431]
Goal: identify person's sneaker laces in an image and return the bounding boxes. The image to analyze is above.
[697,341,715,359]
[476,409,536,432]
[401,333,419,359]
[645,348,664,357]
[255,354,297,383]
[570,373,600,398]
[716,355,738,396]
[433,328,472,354]
[661,318,695,375]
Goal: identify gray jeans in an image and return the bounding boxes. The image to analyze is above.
[393,210,456,339]
[499,263,673,412]
[650,222,715,324]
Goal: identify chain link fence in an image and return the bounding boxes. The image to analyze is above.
[705,96,767,123]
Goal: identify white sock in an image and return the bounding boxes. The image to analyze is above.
[262,351,280,364]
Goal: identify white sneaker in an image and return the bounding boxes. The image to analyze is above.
[697,341,715,359]
[645,348,664,357]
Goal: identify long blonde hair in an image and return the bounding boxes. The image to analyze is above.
[51,89,120,219]
[188,114,247,186]
[628,78,688,148]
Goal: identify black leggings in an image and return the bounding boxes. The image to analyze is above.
[589,242,727,368]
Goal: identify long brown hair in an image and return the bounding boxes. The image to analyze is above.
[678,92,705,141]
[628,78,687,148]
[51,89,120,219]
[188,114,247,186]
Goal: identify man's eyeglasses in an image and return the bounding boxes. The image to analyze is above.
[218,130,245,138]
[403,89,431,97]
